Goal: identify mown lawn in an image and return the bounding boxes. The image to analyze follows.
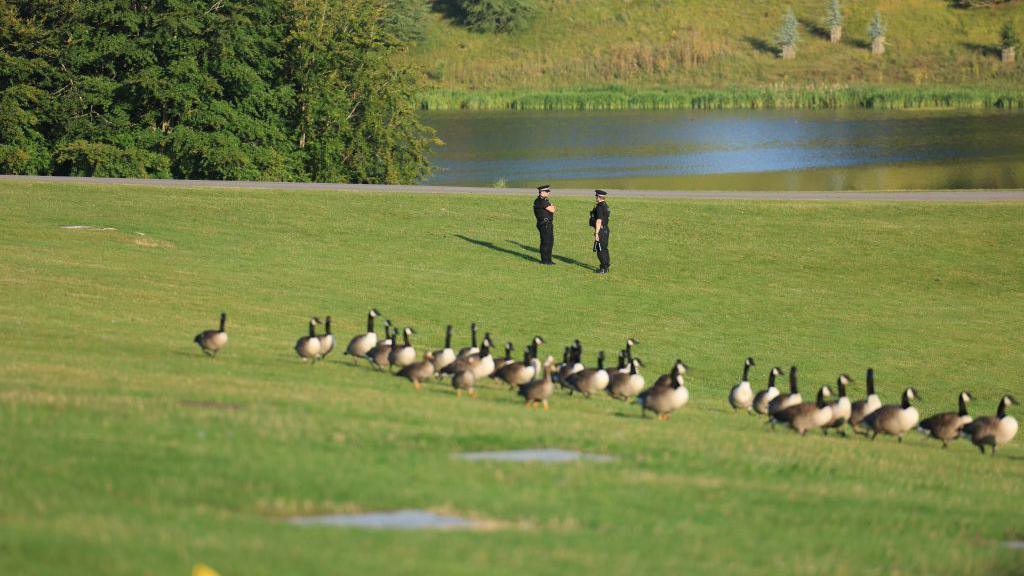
[1,181,1022,575]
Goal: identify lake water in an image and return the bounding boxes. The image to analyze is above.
[421,109,1024,191]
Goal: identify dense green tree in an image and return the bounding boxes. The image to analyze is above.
[1001,22,1019,49]
[457,0,536,34]
[776,8,800,53]
[0,0,432,183]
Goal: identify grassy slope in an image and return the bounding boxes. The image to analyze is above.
[1,181,1023,575]
[407,0,1024,108]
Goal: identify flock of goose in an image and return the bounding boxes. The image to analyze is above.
[194,311,1020,457]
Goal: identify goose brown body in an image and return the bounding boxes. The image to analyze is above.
[864,387,920,442]
[295,318,321,361]
[753,367,784,415]
[397,352,435,389]
[961,395,1019,456]
[767,366,802,415]
[770,386,833,435]
[917,391,973,448]
[518,356,556,409]
[345,309,381,360]
[607,358,645,400]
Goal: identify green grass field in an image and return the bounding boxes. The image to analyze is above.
[1,180,1023,575]
[407,0,1024,109]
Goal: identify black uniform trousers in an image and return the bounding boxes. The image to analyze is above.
[537,222,554,264]
[596,228,610,270]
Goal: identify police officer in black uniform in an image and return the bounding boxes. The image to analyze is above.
[590,189,610,273]
[533,185,556,265]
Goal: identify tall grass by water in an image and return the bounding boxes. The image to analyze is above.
[420,85,1024,111]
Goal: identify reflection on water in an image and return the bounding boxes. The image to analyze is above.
[422,109,1024,190]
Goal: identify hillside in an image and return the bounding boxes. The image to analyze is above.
[2,180,1023,575]
[404,0,1024,108]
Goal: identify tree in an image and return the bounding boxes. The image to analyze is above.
[1001,22,1018,63]
[869,10,886,56]
[457,0,536,34]
[825,0,843,43]
[776,8,800,60]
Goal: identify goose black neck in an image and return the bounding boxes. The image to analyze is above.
[480,341,490,356]
[471,325,477,347]
[837,379,846,398]
[562,347,569,363]
[958,394,969,417]
[504,345,512,361]
[616,353,626,370]
[768,371,778,389]
[866,369,875,395]
[325,317,332,334]
[789,367,798,393]
[444,327,452,348]
[997,399,1007,419]
[308,322,316,337]
[742,362,751,382]
[403,331,411,347]
[629,360,638,375]
[367,313,374,332]
[219,313,226,331]
[625,342,634,361]
[597,352,605,370]
[901,390,913,409]
[817,388,829,407]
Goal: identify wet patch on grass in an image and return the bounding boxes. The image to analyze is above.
[287,509,482,530]
[455,448,615,462]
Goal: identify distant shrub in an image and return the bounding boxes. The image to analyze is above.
[384,0,430,43]
[457,0,536,33]
[776,8,800,48]
[956,0,1013,7]
[869,11,886,41]
[825,0,843,29]
[1002,22,1019,49]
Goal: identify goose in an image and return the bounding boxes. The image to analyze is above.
[558,341,585,387]
[494,349,541,389]
[344,309,381,363]
[607,357,645,400]
[397,351,436,390]
[388,327,417,370]
[767,366,802,415]
[770,385,834,435]
[441,335,494,378]
[654,359,688,388]
[526,335,545,360]
[728,357,756,413]
[317,315,335,359]
[961,395,1019,456]
[613,350,628,374]
[917,391,973,448]
[492,342,515,372]
[624,337,639,362]
[431,325,457,373]
[367,322,395,370]
[568,350,610,397]
[863,387,921,442]
[518,356,556,409]
[451,368,477,398]
[753,367,784,415]
[194,312,228,356]
[637,370,689,420]
[822,374,853,435]
[295,318,321,361]
[849,367,882,434]
[456,323,479,359]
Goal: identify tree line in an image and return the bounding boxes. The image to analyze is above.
[0,0,433,183]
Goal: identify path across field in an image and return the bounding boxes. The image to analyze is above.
[3,175,1024,202]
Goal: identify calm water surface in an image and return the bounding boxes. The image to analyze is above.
[421,109,1024,190]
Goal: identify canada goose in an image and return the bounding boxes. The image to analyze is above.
[624,337,639,361]
[849,367,882,434]
[397,351,436,390]
[451,369,477,398]
[431,325,457,373]
[863,387,921,442]
[558,341,585,387]
[654,359,688,388]
[518,356,556,409]
[917,391,974,448]
[367,322,395,370]
[607,357,645,400]
[637,371,689,420]
[526,335,545,360]
[822,374,853,435]
[388,327,417,370]
[770,385,834,435]
[317,316,335,359]
[614,350,628,374]
[194,312,228,356]
[441,335,494,378]
[961,395,1019,456]
[494,349,541,389]
[753,367,784,415]
[568,350,610,397]
[728,357,756,413]
[767,366,802,415]
[295,318,321,361]
[344,309,381,363]
[456,323,479,359]
[492,342,515,372]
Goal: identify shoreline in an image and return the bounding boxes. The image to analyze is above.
[418,86,1024,111]
[3,175,1023,202]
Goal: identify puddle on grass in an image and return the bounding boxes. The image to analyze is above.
[61,225,117,231]
[455,448,615,463]
[287,509,480,530]
[1005,541,1024,550]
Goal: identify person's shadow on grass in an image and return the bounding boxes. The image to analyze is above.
[507,240,593,270]
[455,234,538,263]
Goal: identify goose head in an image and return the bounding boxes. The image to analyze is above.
[960,391,974,404]
[816,385,833,407]
[369,308,380,318]
[745,357,755,368]
[901,387,919,407]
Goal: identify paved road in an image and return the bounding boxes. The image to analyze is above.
[3,175,1024,202]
